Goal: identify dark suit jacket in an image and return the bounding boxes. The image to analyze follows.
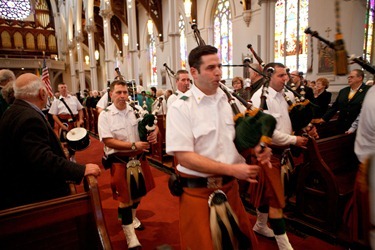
[322,84,371,133]
[311,90,332,118]
[0,99,86,209]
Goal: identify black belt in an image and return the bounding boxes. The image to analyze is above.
[270,147,288,155]
[180,176,234,189]
[109,154,141,163]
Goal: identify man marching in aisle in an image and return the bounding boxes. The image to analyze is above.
[250,62,318,250]
[166,45,272,249]
[49,83,84,162]
[98,80,158,249]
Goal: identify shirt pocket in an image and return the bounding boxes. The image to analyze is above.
[110,123,128,141]
[192,119,216,140]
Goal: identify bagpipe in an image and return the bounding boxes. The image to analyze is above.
[191,23,276,153]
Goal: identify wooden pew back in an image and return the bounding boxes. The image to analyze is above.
[315,133,357,173]
[0,176,112,250]
[295,133,357,234]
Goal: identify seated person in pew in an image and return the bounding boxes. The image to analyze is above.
[250,62,318,250]
[311,77,332,120]
[98,80,158,250]
[314,69,370,134]
[0,73,101,210]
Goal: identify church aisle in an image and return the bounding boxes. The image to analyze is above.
[76,136,347,250]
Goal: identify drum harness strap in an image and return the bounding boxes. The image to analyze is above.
[59,97,76,123]
[58,97,78,144]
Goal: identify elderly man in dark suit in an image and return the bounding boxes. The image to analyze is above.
[0,73,101,210]
[315,69,371,134]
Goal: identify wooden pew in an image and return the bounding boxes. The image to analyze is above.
[0,175,112,250]
[313,117,340,139]
[150,114,166,164]
[295,133,358,235]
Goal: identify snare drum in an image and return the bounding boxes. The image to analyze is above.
[66,127,90,151]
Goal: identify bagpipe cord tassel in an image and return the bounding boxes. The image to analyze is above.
[137,167,147,197]
[129,169,140,200]
[209,190,251,250]
[210,204,234,250]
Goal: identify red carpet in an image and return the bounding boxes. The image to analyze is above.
[76,136,347,250]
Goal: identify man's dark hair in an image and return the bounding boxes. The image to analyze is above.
[110,80,127,91]
[188,45,218,73]
[262,62,285,74]
[175,69,189,80]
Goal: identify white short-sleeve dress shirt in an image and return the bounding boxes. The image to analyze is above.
[166,84,245,177]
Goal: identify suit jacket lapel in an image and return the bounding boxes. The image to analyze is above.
[349,84,366,102]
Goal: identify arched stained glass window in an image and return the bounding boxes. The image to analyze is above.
[364,0,374,62]
[149,33,157,86]
[275,0,309,72]
[179,14,187,69]
[214,0,232,79]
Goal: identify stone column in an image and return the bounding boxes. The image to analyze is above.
[168,0,180,76]
[100,2,115,82]
[86,21,99,91]
[76,32,86,93]
[258,0,277,63]
[126,0,139,85]
[68,41,77,93]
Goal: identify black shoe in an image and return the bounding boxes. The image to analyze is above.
[129,246,142,250]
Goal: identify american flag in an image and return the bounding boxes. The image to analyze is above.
[42,59,53,97]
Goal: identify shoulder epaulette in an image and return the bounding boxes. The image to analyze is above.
[174,92,178,95]
[180,96,188,101]
[104,108,109,112]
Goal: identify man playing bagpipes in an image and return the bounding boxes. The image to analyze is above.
[166,45,272,250]
[48,83,84,162]
[250,62,318,250]
[98,80,159,249]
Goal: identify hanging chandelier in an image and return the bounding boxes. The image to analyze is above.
[0,0,35,20]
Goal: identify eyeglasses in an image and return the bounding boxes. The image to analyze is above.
[347,75,357,79]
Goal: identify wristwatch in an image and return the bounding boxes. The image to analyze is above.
[131,142,137,151]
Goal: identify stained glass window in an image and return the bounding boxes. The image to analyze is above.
[179,14,187,69]
[274,0,309,72]
[149,33,158,86]
[0,0,32,20]
[214,0,232,79]
[364,0,374,62]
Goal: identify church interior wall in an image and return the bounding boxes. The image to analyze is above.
[0,0,372,96]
